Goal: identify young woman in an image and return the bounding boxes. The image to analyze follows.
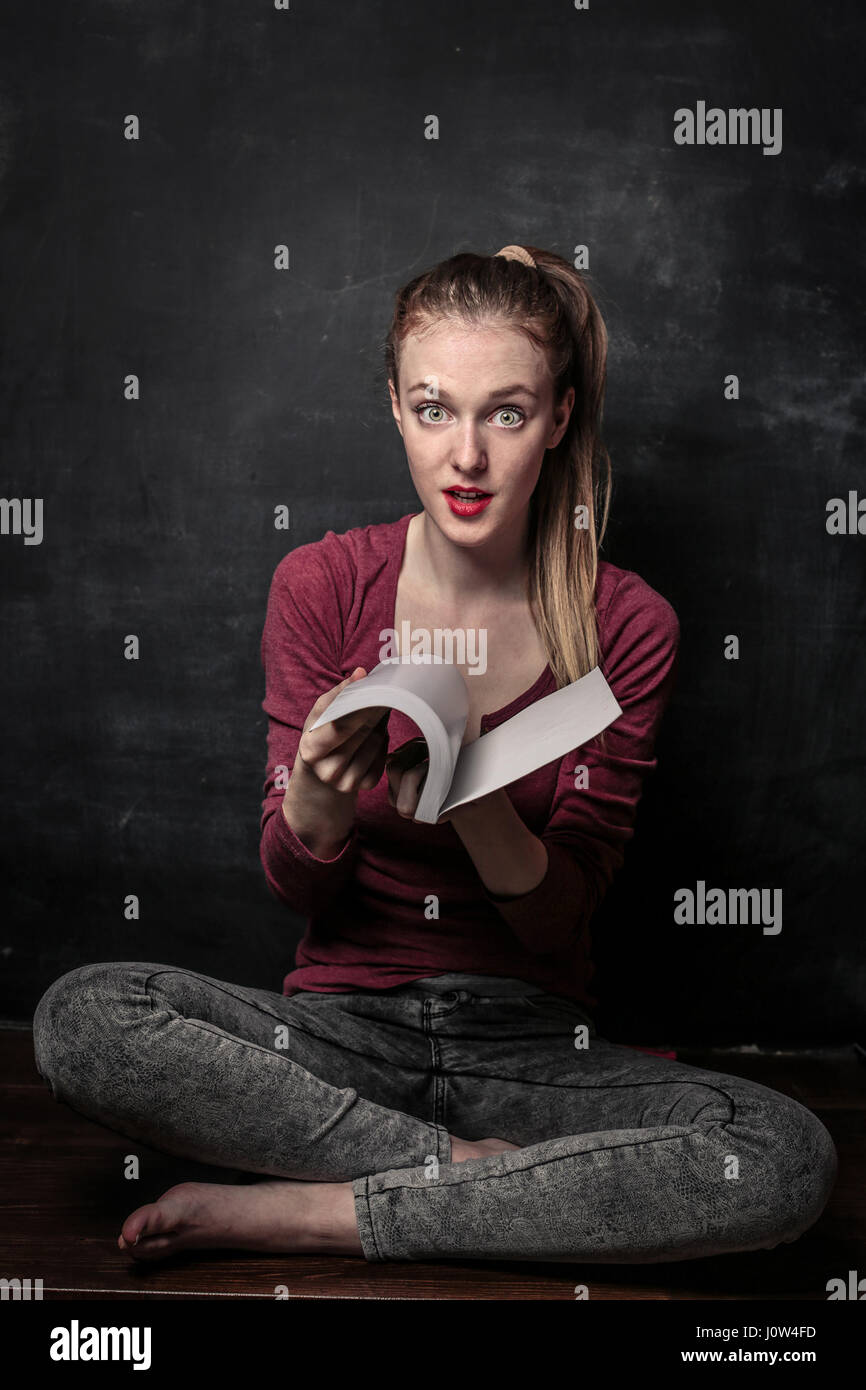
[33,246,837,1266]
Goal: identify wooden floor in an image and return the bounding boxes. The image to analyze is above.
[2,1027,863,1301]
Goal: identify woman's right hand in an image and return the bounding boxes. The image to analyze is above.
[281,668,390,855]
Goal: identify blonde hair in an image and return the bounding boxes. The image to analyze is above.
[383,246,612,691]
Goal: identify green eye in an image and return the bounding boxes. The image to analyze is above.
[412,402,525,426]
[414,403,447,423]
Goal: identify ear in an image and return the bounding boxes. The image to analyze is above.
[388,378,405,439]
[548,384,575,449]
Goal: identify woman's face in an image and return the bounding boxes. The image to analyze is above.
[388,318,574,546]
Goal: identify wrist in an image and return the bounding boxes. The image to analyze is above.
[450,788,508,834]
[282,763,356,857]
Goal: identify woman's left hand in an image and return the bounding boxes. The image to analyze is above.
[385,737,457,825]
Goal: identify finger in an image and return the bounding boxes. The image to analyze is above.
[308,668,387,736]
[384,737,428,772]
[308,701,390,744]
[383,739,426,796]
[357,738,390,791]
[310,666,366,717]
[327,704,390,736]
[385,756,413,808]
[300,721,373,782]
[395,759,429,818]
[332,725,390,794]
[301,707,390,778]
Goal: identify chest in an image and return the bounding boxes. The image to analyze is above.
[392,587,549,746]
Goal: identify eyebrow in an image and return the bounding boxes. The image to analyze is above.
[405,382,540,401]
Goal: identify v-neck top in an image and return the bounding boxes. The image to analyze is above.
[382,511,558,735]
[259,510,680,1011]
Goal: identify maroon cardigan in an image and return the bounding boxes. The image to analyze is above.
[259,511,680,1012]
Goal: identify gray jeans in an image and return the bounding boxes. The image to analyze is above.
[32,961,838,1264]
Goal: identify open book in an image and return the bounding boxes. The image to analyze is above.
[307,657,623,824]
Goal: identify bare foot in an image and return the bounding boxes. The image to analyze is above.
[117,1178,363,1262]
[449,1135,522,1163]
[118,1142,523,1261]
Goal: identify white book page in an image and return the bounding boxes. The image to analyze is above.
[438,665,622,816]
[307,658,469,823]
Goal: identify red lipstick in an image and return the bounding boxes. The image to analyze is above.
[442,487,493,518]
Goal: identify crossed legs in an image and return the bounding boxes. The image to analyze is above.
[32,961,838,1264]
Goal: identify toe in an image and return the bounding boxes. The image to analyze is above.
[127,1233,183,1262]
[118,1183,195,1250]
[119,1202,164,1248]
[119,1211,148,1248]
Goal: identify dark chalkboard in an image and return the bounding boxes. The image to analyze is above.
[1,0,863,1042]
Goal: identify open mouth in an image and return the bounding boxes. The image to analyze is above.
[442,488,494,516]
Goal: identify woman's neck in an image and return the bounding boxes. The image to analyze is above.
[407,510,531,608]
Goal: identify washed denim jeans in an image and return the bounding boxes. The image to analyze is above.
[32,962,838,1264]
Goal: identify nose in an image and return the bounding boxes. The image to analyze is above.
[450,447,492,480]
[451,424,488,475]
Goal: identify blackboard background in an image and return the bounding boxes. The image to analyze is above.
[1,0,863,1042]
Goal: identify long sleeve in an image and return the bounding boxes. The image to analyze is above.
[259,534,361,916]
[480,572,681,954]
